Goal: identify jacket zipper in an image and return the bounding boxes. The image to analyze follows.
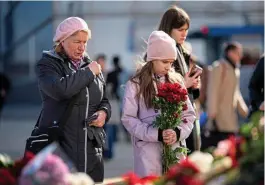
[67,62,90,172]
[68,61,91,173]
[68,62,76,72]
[84,87,89,173]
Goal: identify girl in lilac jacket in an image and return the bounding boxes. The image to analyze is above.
[121,31,196,177]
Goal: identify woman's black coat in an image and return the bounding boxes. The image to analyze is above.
[36,50,111,182]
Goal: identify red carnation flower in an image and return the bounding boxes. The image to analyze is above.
[182,118,188,124]
[174,113,179,118]
[0,169,16,185]
[9,152,34,178]
[165,164,181,179]
[140,175,159,184]
[182,104,188,111]
[179,159,200,174]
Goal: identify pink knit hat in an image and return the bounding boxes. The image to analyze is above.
[53,17,91,45]
[147,31,177,62]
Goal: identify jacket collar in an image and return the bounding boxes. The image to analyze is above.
[224,56,240,69]
[43,49,91,66]
[43,49,64,62]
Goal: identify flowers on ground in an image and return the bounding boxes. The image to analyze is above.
[0,152,35,185]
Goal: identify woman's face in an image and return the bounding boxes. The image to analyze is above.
[170,23,189,45]
[62,31,89,61]
[152,59,174,76]
[227,47,243,64]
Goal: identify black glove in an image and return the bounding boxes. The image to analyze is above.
[85,114,107,148]
[87,126,106,148]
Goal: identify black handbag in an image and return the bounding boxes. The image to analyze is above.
[25,94,79,154]
[85,113,107,149]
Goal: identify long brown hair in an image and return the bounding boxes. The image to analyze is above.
[131,60,183,109]
[142,6,190,65]
[158,5,191,74]
[158,5,190,35]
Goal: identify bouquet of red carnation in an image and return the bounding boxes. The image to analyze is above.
[122,172,159,185]
[163,159,203,185]
[153,82,188,173]
[0,152,35,185]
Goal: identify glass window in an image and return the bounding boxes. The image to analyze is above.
[13,1,52,42]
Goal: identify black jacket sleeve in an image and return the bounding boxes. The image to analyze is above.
[192,89,200,100]
[98,85,111,122]
[187,88,200,103]
[248,56,264,111]
[158,129,163,142]
[36,59,95,101]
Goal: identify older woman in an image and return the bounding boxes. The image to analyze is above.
[36,17,111,182]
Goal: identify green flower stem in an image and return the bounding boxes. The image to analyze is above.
[162,144,179,174]
[163,145,170,174]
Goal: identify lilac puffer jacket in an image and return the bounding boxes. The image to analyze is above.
[121,80,196,177]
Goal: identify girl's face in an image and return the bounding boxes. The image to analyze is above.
[170,23,189,45]
[152,59,174,76]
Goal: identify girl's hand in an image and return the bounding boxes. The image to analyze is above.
[162,129,177,145]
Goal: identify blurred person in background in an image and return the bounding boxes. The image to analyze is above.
[158,5,202,153]
[248,54,264,118]
[201,42,248,150]
[95,54,107,79]
[107,55,123,101]
[34,17,111,182]
[0,72,11,117]
[106,55,130,141]
[104,55,129,160]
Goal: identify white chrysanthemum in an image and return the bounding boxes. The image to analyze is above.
[65,172,94,185]
[0,154,12,165]
[188,151,214,173]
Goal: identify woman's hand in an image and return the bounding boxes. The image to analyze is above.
[90,110,107,127]
[192,76,201,89]
[162,129,177,145]
[184,70,201,89]
[88,61,101,75]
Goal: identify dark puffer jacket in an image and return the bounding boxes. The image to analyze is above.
[36,50,111,182]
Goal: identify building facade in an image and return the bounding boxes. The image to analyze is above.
[0,1,263,104]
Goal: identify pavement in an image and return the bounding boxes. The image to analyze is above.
[0,104,133,178]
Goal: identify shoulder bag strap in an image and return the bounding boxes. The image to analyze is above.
[34,110,43,128]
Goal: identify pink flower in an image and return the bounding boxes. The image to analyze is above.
[214,140,232,157]
[19,154,70,185]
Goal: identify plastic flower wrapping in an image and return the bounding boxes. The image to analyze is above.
[19,142,94,185]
